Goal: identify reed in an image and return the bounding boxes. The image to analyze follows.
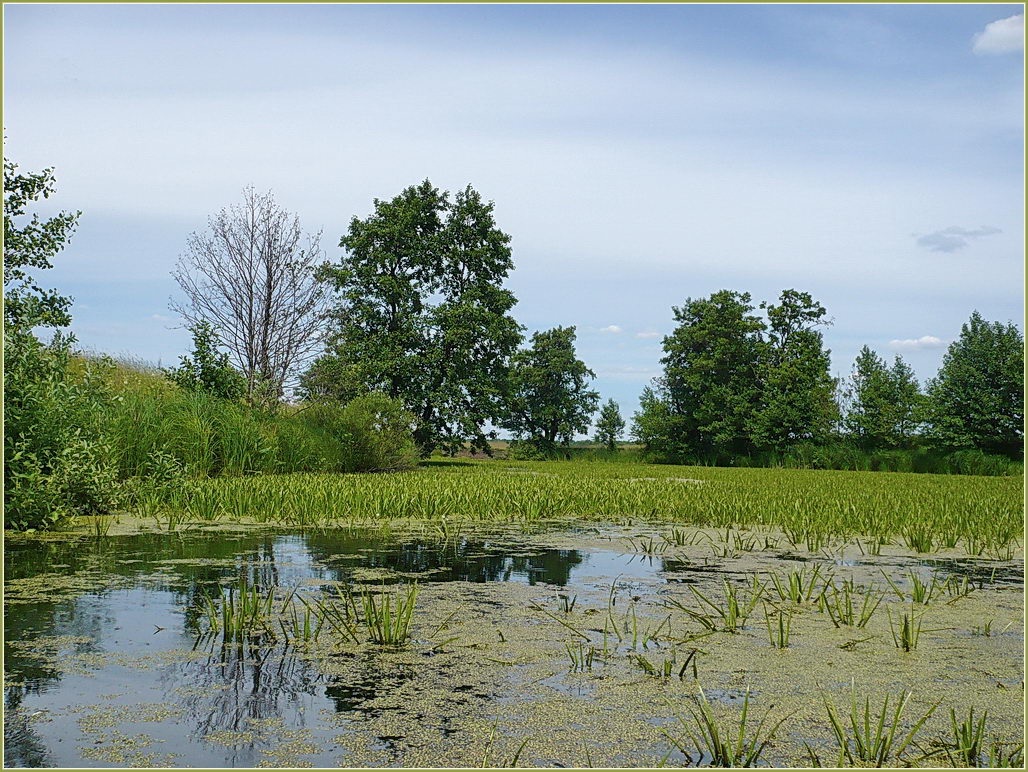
[821,683,937,767]
[663,687,790,767]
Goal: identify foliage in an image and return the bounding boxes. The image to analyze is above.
[748,289,838,451]
[924,311,1023,456]
[2,156,123,529]
[163,321,247,400]
[3,157,79,330]
[593,398,625,451]
[3,331,123,529]
[660,290,764,455]
[106,366,418,479]
[502,326,599,450]
[311,180,523,456]
[844,346,923,449]
[177,458,1022,557]
[636,289,838,459]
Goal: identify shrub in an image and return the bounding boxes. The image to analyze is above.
[3,331,123,529]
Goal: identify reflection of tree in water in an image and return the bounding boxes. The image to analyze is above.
[160,639,325,766]
[323,652,415,715]
[3,697,53,768]
[304,532,586,586]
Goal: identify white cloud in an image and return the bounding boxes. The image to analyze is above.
[150,313,172,322]
[598,325,623,334]
[888,335,947,351]
[635,331,661,339]
[973,14,1024,55]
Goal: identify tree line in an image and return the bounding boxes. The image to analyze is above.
[170,180,1017,468]
[173,179,603,456]
[4,158,1022,530]
[633,289,1023,470]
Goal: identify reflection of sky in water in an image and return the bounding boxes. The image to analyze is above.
[3,530,677,767]
[4,528,1022,767]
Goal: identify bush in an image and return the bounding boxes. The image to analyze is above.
[3,331,123,529]
[299,394,418,472]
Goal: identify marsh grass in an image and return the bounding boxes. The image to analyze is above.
[763,604,792,648]
[822,582,883,629]
[820,683,938,767]
[201,574,276,642]
[767,565,830,605]
[358,582,419,645]
[667,578,765,634]
[663,687,790,767]
[135,460,1022,560]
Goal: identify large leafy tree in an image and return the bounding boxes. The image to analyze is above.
[924,311,1023,456]
[503,326,599,448]
[309,180,522,455]
[660,290,765,456]
[749,289,838,451]
[593,398,626,451]
[844,346,922,449]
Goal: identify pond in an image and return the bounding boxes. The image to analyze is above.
[4,523,1024,767]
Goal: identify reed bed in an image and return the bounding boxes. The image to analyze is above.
[141,459,1022,555]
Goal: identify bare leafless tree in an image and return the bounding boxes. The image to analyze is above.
[171,187,327,403]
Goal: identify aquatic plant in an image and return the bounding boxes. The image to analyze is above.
[821,582,883,629]
[663,687,790,767]
[766,564,830,605]
[763,605,792,649]
[359,582,419,645]
[157,460,1021,558]
[669,578,765,634]
[201,574,276,642]
[820,683,937,767]
[886,605,936,652]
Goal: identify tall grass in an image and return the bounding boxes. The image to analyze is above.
[139,457,1024,556]
[98,358,417,481]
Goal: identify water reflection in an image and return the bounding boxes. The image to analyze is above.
[2,527,605,767]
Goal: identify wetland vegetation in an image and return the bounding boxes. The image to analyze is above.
[4,480,1024,767]
[3,145,1023,768]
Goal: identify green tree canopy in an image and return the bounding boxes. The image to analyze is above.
[844,346,922,449]
[308,180,523,455]
[925,311,1023,456]
[3,158,79,330]
[593,398,626,451]
[660,290,765,456]
[748,289,838,451]
[503,326,599,448]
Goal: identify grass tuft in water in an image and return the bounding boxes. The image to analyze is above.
[820,682,937,767]
[663,687,790,767]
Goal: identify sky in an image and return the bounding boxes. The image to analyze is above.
[3,4,1024,434]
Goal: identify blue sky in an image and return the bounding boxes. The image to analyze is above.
[4,4,1023,433]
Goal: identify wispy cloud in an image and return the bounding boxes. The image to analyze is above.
[915,225,1001,253]
[150,313,172,322]
[598,325,623,334]
[635,331,661,339]
[973,14,1024,55]
[888,335,947,351]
